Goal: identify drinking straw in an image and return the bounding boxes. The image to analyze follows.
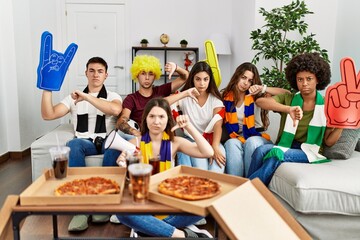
[55,133,61,150]
[55,133,62,158]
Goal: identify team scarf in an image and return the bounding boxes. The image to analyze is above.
[223,91,270,143]
[264,91,329,163]
[75,85,107,139]
[140,132,172,172]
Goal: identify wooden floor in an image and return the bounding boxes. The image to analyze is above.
[0,156,32,207]
[1,155,228,239]
[19,215,132,239]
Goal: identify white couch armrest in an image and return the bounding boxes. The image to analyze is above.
[31,124,75,181]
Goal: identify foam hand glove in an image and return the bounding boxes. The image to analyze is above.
[204,40,221,87]
[325,57,360,128]
[37,31,78,91]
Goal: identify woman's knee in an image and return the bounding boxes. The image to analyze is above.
[224,138,242,149]
[244,136,268,150]
[177,152,192,166]
[190,157,208,170]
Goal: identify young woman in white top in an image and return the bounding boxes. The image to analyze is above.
[169,61,226,173]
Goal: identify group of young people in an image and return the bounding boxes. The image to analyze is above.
[40,52,343,238]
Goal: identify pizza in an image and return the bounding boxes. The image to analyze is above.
[55,177,120,196]
[158,176,221,201]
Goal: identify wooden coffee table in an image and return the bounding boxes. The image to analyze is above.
[12,188,218,239]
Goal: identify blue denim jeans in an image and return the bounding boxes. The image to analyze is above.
[115,214,203,237]
[248,142,309,186]
[177,135,225,173]
[66,137,124,167]
[224,136,272,177]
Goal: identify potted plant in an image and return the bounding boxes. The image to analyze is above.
[250,0,329,91]
[180,39,188,48]
[140,39,149,47]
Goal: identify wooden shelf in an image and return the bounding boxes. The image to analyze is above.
[132,46,199,51]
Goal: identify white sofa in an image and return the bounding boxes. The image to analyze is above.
[31,123,360,239]
[31,124,104,181]
[270,151,360,239]
[265,114,360,240]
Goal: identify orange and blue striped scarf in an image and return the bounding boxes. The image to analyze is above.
[223,91,270,143]
[140,132,172,172]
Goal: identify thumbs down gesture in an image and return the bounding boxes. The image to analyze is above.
[325,57,360,128]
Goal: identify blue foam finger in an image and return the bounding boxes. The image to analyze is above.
[37,31,52,89]
[37,31,78,91]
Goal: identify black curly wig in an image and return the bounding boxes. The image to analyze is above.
[285,52,331,91]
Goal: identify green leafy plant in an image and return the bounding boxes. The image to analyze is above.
[250,0,329,91]
[140,39,149,44]
[180,39,188,45]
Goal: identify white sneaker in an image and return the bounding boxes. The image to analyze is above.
[195,218,207,226]
[109,214,121,224]
[184,224,213,238]
[130,228,139,238]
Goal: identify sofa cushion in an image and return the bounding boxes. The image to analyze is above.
[269,151,360,216]
[85,155,103,166]
[31,124,103,181]
[31,124,75,181]
[323,129,360,159]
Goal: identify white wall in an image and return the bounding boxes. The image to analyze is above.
[231,0,257,79]
[13,0,38,151]
[0,0,358,155]
[127,0,233,91]
[332,0,360,85]
[28,0,63,140]
[0,0,20,154]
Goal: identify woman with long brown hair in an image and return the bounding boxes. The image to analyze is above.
[222,62,289,177]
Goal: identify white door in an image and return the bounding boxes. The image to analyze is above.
[66,3,127,95]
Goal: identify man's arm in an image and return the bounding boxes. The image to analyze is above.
[168,64,189,92]
[72,90,122,116]
[41,90,69,120]
[116,108,141,136]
